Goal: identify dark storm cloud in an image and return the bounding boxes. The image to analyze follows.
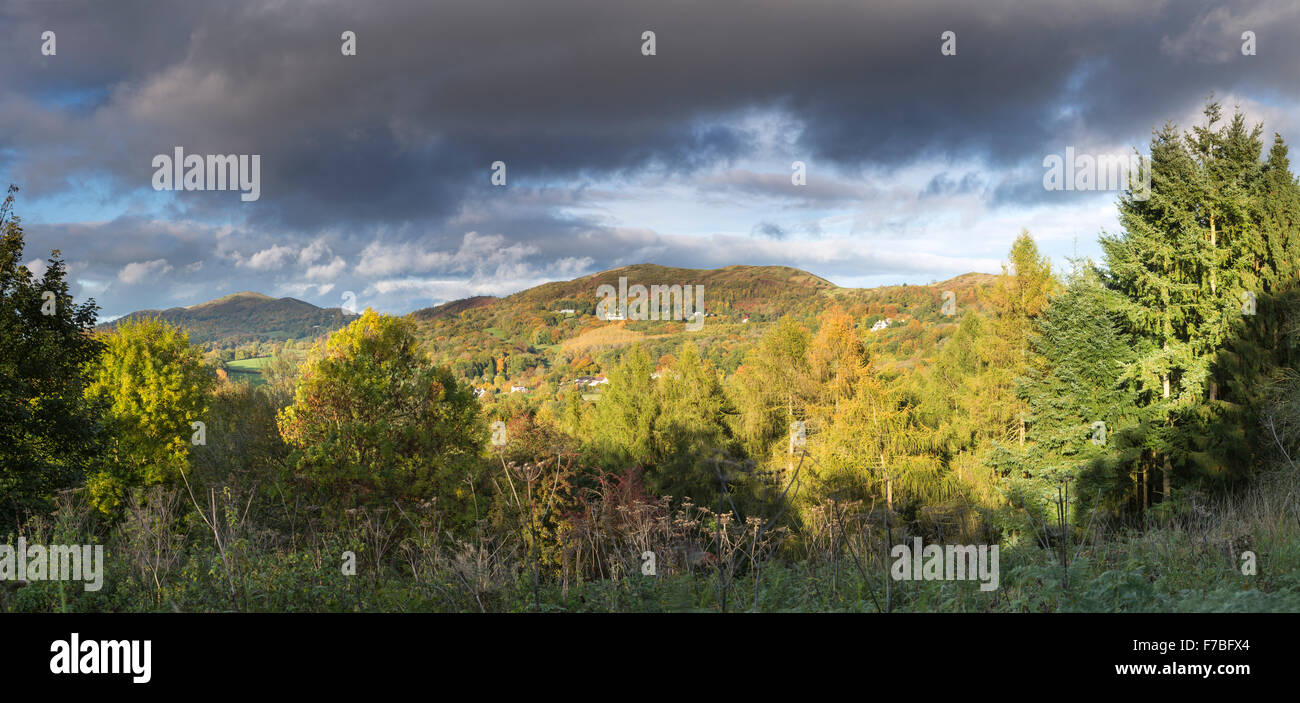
[751,221,788,240]
[3,0,1298,315]
[923,171,984,199]
[7,0,1297,217]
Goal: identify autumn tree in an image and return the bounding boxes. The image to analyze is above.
[985,230,1056,449]
[729,317,813,460]
[84,318,213,515]
[277,310,485,520]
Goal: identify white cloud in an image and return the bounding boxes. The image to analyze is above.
[304,256,347,281]
[356,231,541,277]
[22,259,48,280]
[299,240,332,266]
[241,245,295,270]
[118,259,173,284]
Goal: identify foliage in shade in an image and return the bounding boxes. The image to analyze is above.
[0,186,103,527]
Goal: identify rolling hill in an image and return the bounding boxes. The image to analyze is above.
[408,263,1000,386]
[97,265,1000,382]
[98,291,360,346]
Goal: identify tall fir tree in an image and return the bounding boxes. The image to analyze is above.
[1101,103,1300,510]
[1006,264,1136,518]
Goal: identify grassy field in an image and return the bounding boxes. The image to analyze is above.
[224,356,273,385]
[226,356,274,370]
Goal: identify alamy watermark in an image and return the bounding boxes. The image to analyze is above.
[1,538,104,591]
[152,147,261,202]
[50,633,151,684]
[891,537,999,591]
[596,276,705,331]
[1043,147,1150,201]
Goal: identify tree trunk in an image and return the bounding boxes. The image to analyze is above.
[1170,454,1180,498]
[1143,464,1149,509]
[885,466,892,510]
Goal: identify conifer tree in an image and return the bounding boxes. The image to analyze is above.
[1008,265,1136,518]
[651,341,735,500]
[1100,103,1300,507]
[0,186,104,525]
[985,230,1056,448]
[591,345,659,467]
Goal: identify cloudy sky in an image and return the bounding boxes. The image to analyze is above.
[3,0,1299,319]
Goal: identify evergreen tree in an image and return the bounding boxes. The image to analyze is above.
[590,345,659,467]
[985,230,1056,449]
[651,341,735,501]
[1101,103,1300,508]
[1102,117,1204,507]
[0,185,104,526]
[1009,265,1136,518]
[729,317,813,459]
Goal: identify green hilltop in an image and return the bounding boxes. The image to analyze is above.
[97,291,359,347]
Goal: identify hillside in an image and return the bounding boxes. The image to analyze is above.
[410,295,498,321]
[98,291,360,346]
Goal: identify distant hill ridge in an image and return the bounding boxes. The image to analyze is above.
[405,264,1000,380]
[410,264,991,321]
[98,291,360,346]
[411,264,841,320]
[100,265,996,352]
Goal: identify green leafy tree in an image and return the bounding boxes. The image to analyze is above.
[277,310,485,520]
[1219,132,1300,446]
[1005,265,1137,517]
[1102,104,1300,508]
[729,317,813,458]
[84,318,214,515]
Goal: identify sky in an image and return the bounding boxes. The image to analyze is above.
[3,0,1300,320]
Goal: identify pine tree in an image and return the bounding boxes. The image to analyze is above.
[651,341,735,501]
[0,185,104,525]
[1009,264,1136,518]
[1100,103,1299,508]
[1102,119,1201,507]
[729,317,813,460]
